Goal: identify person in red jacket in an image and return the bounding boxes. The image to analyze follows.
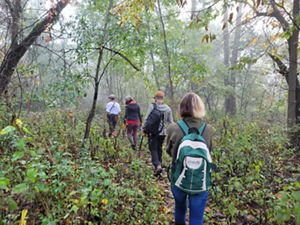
[124,96,142,150]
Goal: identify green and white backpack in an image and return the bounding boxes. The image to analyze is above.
[172,119,213,194]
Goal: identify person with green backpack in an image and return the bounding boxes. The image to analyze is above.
[166,92,213,225]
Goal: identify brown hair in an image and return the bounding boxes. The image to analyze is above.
[179,92,205,119]
[154,90,165,98]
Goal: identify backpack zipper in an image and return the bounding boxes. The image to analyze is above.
[190,168,194,190]
[202,160,207,190]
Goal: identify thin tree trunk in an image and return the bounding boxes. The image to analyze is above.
[5,0,22,45]
[0,0,69,96]
[83,50,103,141]
[228,0,242,115]
[239,52,254,114]
[287,0,299,127]
[82,0,113,144]
[106,72,113,94]
[16,69,23,117]
[191,0,197,20]
[145,2,160,89]
[223,4,232,114]
[150,51,160,89]
[156,0,174,102]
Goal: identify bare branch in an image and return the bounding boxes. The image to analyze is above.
[275,1,300,31]
[101,46,140,71]
[4,0,13,14]
[98,57,115,82]
[269,0,289,31]
[33,43,71,66]
[16,69,23,118]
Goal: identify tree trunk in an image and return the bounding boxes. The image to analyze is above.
[0,0,69,96]
[223,5,232,115]
[227,0,242,115]
[145,2,160,89]
[82,0,113,144]
[5,0,22,45]
[239,63,252,113]
[156,0,174,103]
[191,0,197,20]
[83,51,103,141]
[106,72,113,95]
[287,0,299,127]
[296,80,300,123]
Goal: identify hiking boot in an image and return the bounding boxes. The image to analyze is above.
[131,145,136,150]
[154,165,162,176]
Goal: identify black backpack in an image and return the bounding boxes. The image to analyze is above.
[143,103,164,136]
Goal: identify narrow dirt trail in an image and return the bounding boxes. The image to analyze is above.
[139,148,175,224]
[157,168,175,223]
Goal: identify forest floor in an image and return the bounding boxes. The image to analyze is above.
[118,138,175,224]
[144,156,174,222]
[1,111,300,224]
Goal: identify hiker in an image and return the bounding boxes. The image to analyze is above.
[124,96,142,150]
[144,90,173,176]
[166,92,213,225]
[106,94,121,137]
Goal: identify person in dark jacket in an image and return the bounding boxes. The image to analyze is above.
[124,96,142,150]
[166,92,213,225]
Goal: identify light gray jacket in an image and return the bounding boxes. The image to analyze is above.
[144,103,174,136]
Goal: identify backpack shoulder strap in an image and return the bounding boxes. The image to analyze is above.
[177,119,189,135]
[198,122,206,136]
[109,102,116,113]
[152,103,157,110]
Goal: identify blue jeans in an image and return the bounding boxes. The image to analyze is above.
[171,186,208,225]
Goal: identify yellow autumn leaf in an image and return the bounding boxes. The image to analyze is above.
[250,37,257,45]
[16,118,23,127]
[19,209,28,225]
[101,198,108,205]
[120,123,126,129]
[270,35,279,42]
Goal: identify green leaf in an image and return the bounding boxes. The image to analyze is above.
[36,183,49,193]
[0,126,16,135]
[41,218,57,225]
[12,151,24,161]
[295,203,300,225]
[103,179,112,186]
[276,207,290,222]
[7,197,17,210]
[26,168,38,183]
[71,205,79,213]
[228,202,237,216]
[292,191,300,202]
[16,138,26,150]
[13,183,29,194]
[0,177,10,189]
[22,127,32,135]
